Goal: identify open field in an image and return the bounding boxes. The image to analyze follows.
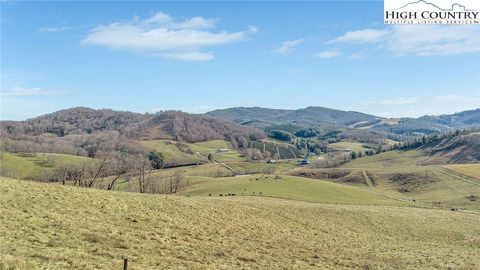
[227,160,297,175]
[179,175,405,206]
[344,150,427,170]
[140,140,206,166]
[249,139,304,159]
[343,150,480,210]
[190,140,246,163]
[1,178,479,269]
[102,164,236,192]
[141,139,245,165]
[327,141,369,153]
[442,164,480,182]
[0,152,93,180]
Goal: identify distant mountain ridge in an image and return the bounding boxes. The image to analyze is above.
[207,106,380,127]
[417,109,480,127]
[207,107,480,137]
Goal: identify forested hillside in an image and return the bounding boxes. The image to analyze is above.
[0,108,265,157]
[207,106,378,127]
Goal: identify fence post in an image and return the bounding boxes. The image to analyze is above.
[123,257,128,270]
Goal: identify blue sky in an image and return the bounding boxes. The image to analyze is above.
[1,0,479,120]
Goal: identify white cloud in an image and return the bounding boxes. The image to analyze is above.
[82,11,256,61]
[329,25,480,56]
[39,26,69,33]
[379,97,418,105]
[247,26,259,34]
[433,95,480,106]
[143,11,173,25]
[388,25,480,56]
[0,86,65,97]
[272,39,304,55]
[329,29,389,44]
[161,51,214,61]
[172,17,219,30]
[315,49,341,59]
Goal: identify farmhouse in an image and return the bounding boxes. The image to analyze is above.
[299,158,310,165]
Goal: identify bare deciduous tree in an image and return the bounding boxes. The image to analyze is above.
[171,170,184,194]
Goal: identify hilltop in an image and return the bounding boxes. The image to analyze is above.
[419,132,480,165]
[207,106,379,127]
[1,107,264,143]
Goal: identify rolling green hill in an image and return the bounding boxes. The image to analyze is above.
[248,139,304,159]
[327,141,369,153]
[140,140,207,166]
[0,152,94,180]
[140,139,245,166]
[1,178,479,269]
[179,175,404,206]
[343,150,480,210]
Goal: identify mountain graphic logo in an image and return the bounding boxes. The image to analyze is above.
[393,0,475,11]
[384,0,479,24]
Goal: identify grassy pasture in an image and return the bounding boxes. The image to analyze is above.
[101,164,236,192]
[141,139,245,165]
[345,150,427,171]
[190,140,245,162]
[442,164,480,181]
[179,175,405,206]
[1,178,479,269]
[343,150,480,210]
[249,139,304,159]
[140,140,205,166]
[327,141,368,152]
[0,152,93,180]
[227,160,297,175]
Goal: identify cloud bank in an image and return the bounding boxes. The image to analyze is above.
[82,11,257,61]
[329,25,480,56]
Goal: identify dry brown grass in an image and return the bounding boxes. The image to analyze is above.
[1,178,479,269]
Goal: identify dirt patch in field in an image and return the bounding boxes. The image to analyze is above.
[387,173,437,193]
[338,171,368,185]
[294,169,350,179]
[293,169,367,185]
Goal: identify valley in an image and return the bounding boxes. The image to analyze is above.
[0,106,479,269]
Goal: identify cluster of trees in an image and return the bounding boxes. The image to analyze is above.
[0,130,145,158]
[157,111,264,145]
[1,107,146,137]
[339,129,388,144]
[268,130,293,142]
[242,148,267,161]
[13,145,184,194]
[373,119,445,138]
[393,129,477,150]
